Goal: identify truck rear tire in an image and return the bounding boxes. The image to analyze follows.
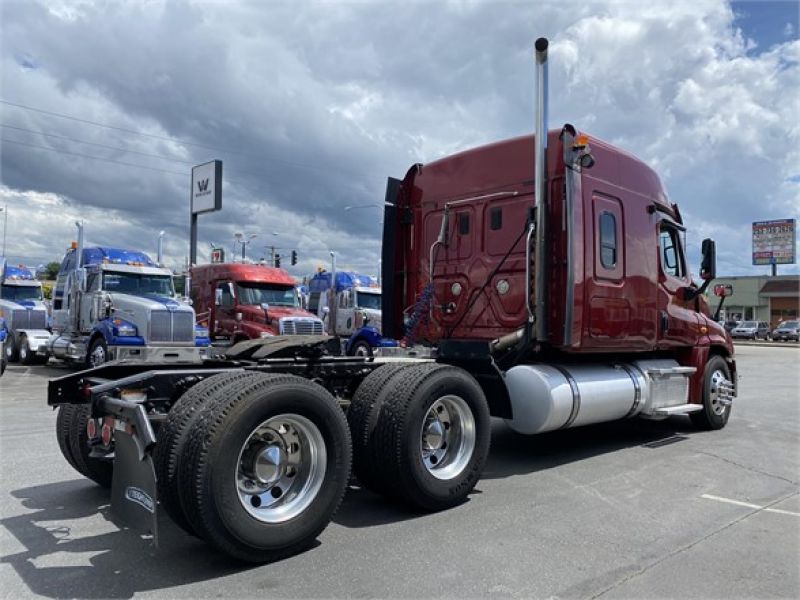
[177,374,351,562]
[56,404,114,488]
[347,363,409,490]
[5,333,18,363]
[154,370,267,536]
[690,355,734,431]
[367,363,491,511]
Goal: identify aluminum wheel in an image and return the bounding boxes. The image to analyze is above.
[419,395,476,481]
[236,414,327,523]
[709,370,735,416]
[89,344,107,367]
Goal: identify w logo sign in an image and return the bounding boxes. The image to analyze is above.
[197,179,210,192]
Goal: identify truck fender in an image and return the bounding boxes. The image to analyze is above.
[346,327,378,353]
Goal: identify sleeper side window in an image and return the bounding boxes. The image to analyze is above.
[600,212,617,268]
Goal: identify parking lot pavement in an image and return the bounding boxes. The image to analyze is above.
[1,346,798,599]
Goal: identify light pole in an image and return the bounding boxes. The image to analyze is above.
[157,230,165,264]
[235,232,258,262]
[0,205,7,257]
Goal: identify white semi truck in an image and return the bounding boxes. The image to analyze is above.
[47,224,209,367]
[0,258,51,365]
[308,270,396,355]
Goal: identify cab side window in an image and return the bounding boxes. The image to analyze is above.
[659,225,685,278]
[216,282,234,308]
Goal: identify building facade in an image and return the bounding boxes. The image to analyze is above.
[709,274,799,327]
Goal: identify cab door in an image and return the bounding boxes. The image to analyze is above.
[656,219,699,348]
[335,290,355,336]
[213,281,236,337]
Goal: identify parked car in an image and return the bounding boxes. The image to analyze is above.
[771,320,800,342]
[722,320,740,333]
[730,320,770,340]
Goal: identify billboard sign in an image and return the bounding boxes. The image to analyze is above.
[191,160,222,214]
[752,219,796,265]
[210,248,225,264]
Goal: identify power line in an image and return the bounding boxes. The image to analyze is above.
[0,123,195,165]
[0,98,236,155]
[0,98,383,180]
[0,138,188,176]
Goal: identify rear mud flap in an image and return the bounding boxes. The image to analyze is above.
[111,430,159,546]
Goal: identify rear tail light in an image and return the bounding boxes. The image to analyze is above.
[101,422,113,446]
[86,418,98,440]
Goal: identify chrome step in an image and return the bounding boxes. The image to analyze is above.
[645,366,697,378]
[653,403,703,416]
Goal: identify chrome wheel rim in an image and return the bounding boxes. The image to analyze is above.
[419,395,476,480]
[709,370,734,416]
[19,342,27,361]
[236,414,326,523]
[90,344,106,367]
[354,344,370,357]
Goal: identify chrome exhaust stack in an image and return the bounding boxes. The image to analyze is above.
[533,37,549,342]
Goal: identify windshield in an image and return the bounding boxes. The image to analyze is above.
[0,284,43,301]
[356,291,381,311]
[738,321,756,328]
[237,282,298,307]
[102,272,175,296]
[778,321,799,328]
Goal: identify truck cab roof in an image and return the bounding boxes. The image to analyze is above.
[60,246,159,272]
[309,271,377,293]
[191,263,296,286]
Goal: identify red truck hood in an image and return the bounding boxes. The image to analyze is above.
[239,305,318,324]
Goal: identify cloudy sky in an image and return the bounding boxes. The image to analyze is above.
[1,0,798,278]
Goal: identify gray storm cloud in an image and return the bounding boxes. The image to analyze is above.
[1,0,797,276]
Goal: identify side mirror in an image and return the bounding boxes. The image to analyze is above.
[214,288,222,306]
[714,284,733,298]
[700,238,716,281]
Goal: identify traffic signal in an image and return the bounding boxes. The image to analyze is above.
[274,254,281,268]
[291,250,298,266]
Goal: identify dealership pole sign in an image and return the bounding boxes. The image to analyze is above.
[191,160,222,214]
[752,219,796,265]
[189,160,222,265]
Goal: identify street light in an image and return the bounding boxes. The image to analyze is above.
[343,203,391,211]
[234,232,258,261]
[0,205,7,257]
[157,230,165,264]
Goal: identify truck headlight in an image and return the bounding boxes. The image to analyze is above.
[116,324,137,336]
[259,332,274,338]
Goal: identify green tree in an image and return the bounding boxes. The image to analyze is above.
[42,262,60,281]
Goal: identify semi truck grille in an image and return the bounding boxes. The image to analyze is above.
[10,308,47,330]
[279,318,324,336]
[149,310,195,343]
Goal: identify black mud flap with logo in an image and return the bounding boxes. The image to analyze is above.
[111,429,159,546]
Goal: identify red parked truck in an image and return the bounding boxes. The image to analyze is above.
[48,38,735,563]
[190,263,324,343]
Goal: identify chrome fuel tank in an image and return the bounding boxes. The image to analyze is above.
[503,363,649,435]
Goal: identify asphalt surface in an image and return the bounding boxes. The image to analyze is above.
[1,345,798,599]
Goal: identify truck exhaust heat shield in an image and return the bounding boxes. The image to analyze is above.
[111,430,159,546]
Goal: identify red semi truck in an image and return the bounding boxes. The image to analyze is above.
[48,38,735,563]
[190,263,324,343]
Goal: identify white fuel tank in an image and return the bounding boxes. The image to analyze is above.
[503,363,650,435]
